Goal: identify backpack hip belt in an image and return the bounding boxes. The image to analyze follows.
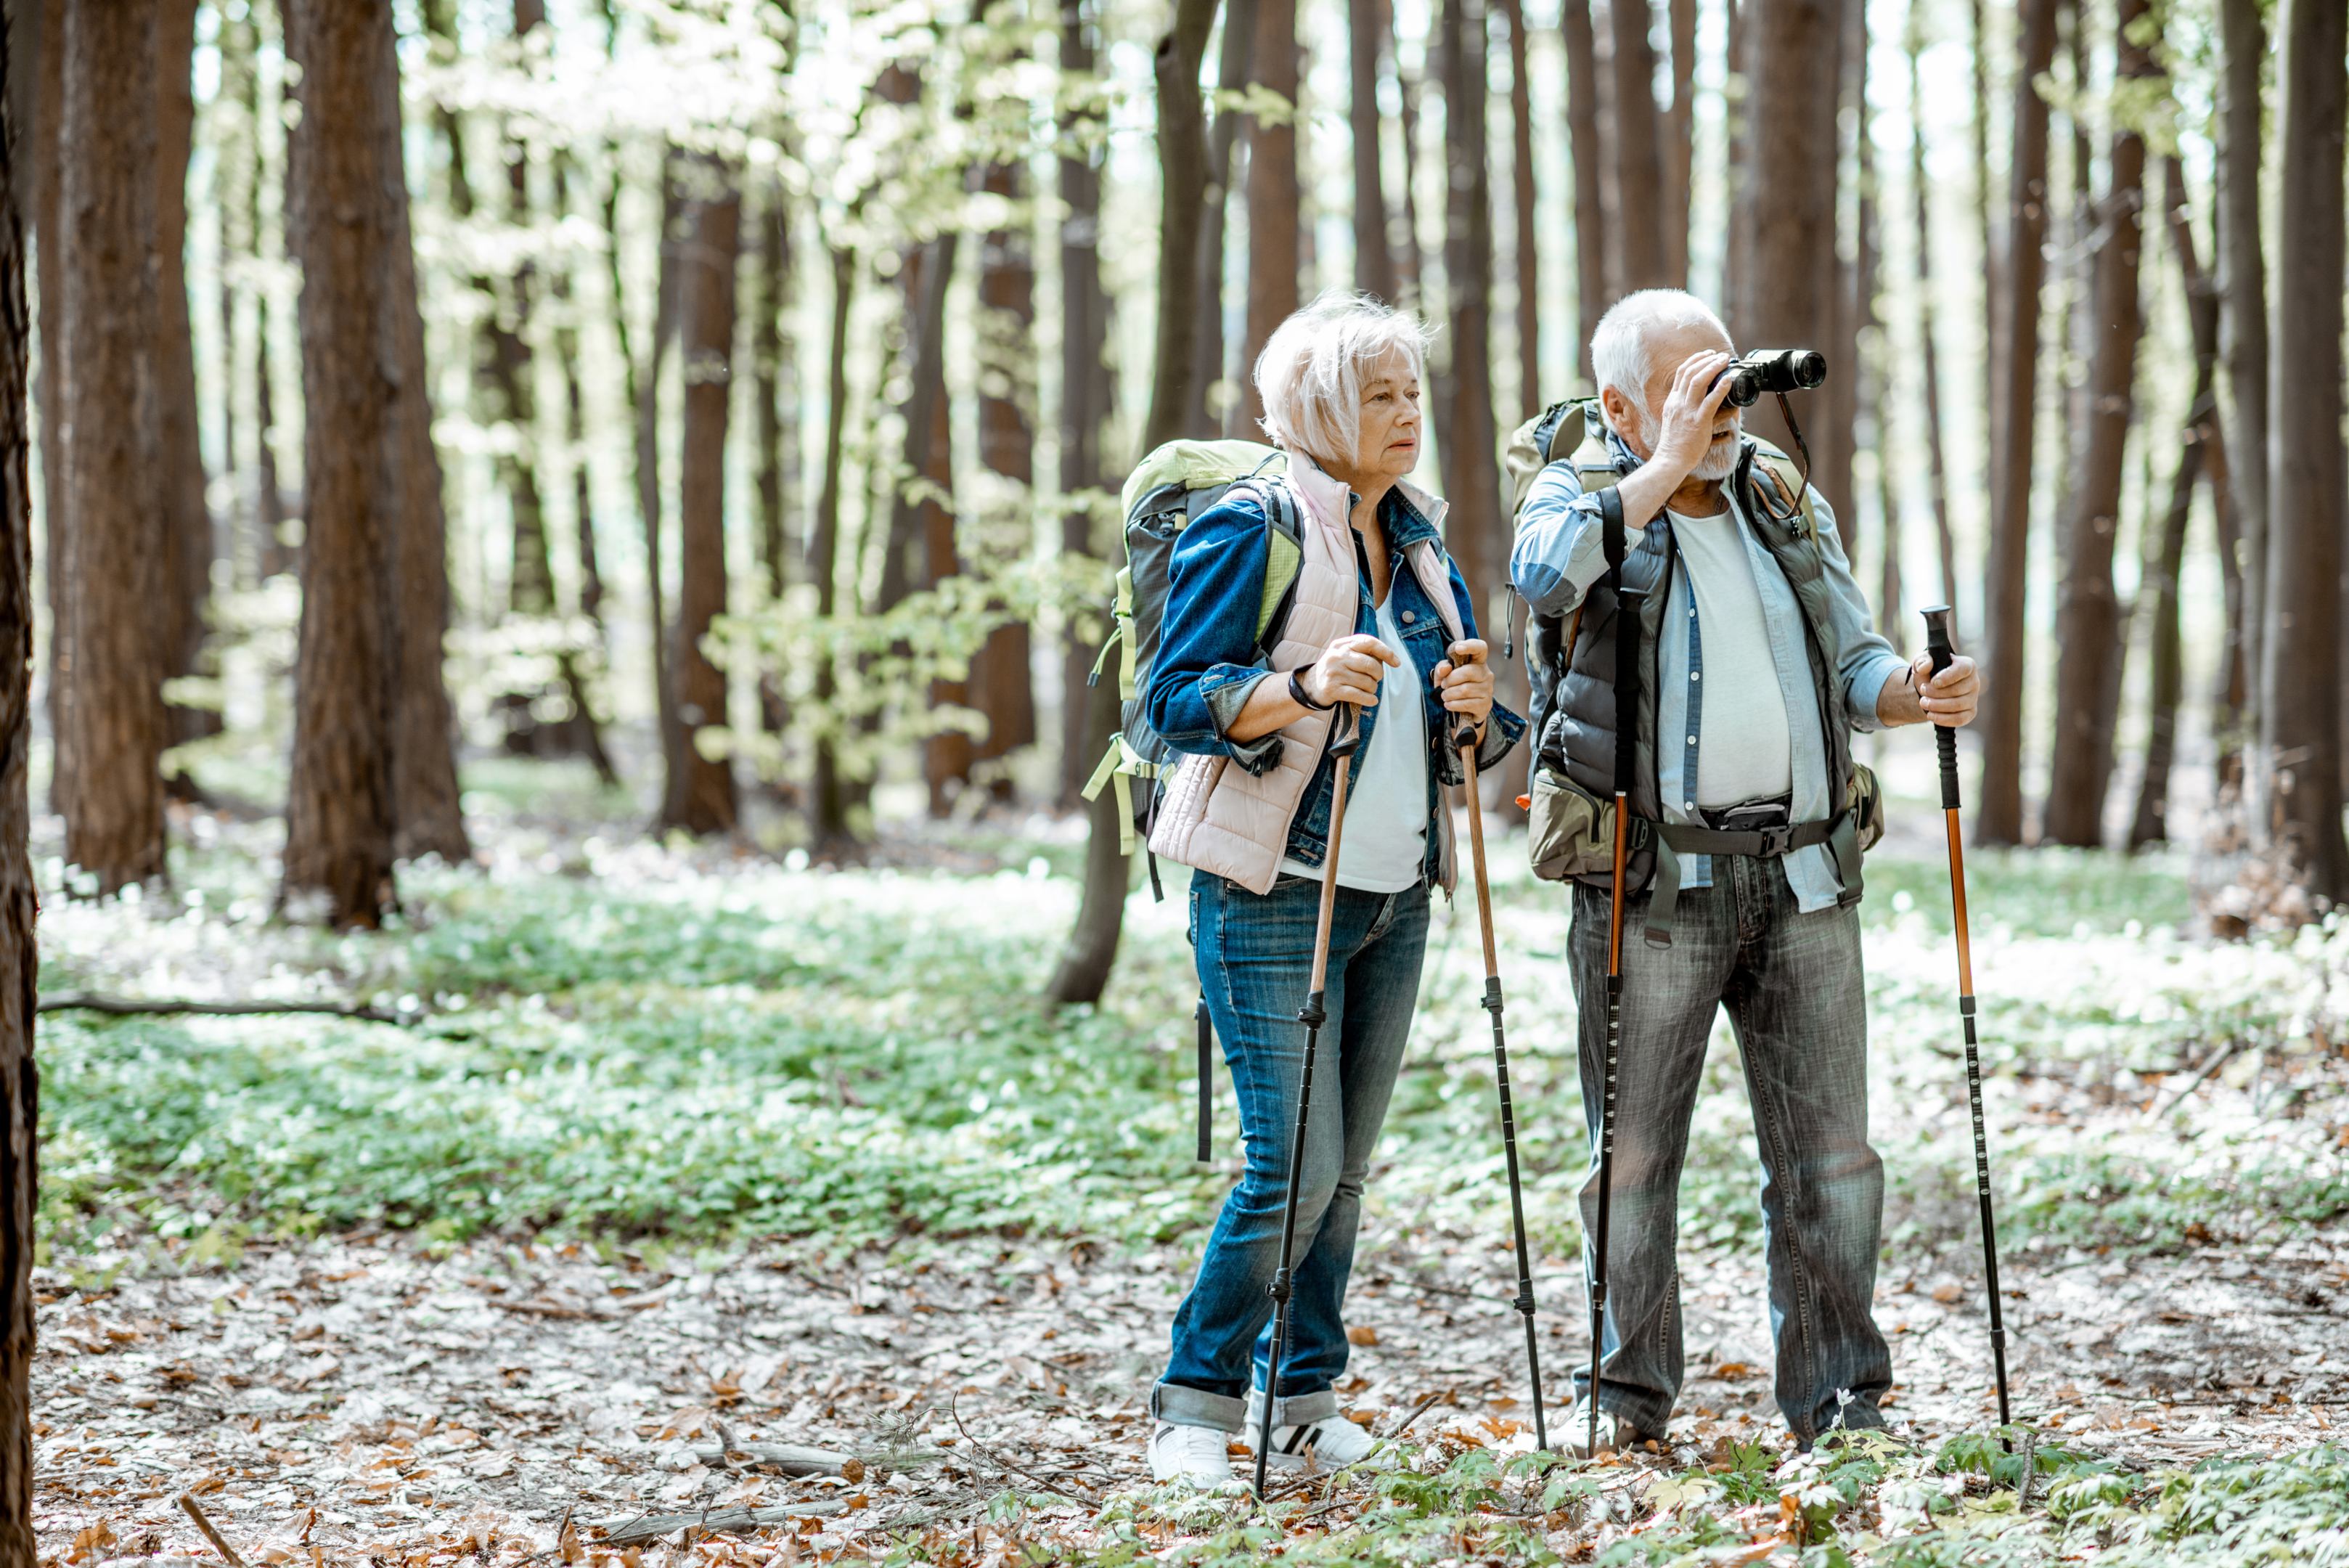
[1639,811,1860,949]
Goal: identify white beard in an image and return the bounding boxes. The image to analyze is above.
[1631,407,1743,482]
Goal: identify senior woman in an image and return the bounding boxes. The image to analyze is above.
[1140,292,1525,1486]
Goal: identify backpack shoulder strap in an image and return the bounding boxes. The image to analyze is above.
[1232,476,1305,652]
[1747,446,1819,542]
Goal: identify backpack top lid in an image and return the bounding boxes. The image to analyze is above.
[1121,439,1288,519]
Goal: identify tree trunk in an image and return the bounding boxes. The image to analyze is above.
[2260,0,2348,901]
[25,0,63,814]
[156,0,213,757]
[1191,0,1257,436]
[1818,0,1865,550]
[1728,0,1843,504]
[1563,0,1604,385]
[1859,75,1895,650]
[1349,0,1394,303]
[1392,0,1427,311]
[1721,0,1749,331]
[2043,0,2153,849]
[809,243,857,848]
[1060,0,1114,809]
[1235,0,1300,440]
[1975,0,2061,846]
[57,0,166,894]
[1500,0,1539,417]
[661,173,740,837]
[1438,0,1504,679]
[631,157,682,815]
[753,181,790,740]
[1607,0,1667,295]
[2216,0,2268,768]
[1050,0,1214,1007]
[281,0,401,926]
[2128,160,2223,850]
[1662,0,1694,285]
[971,162,1037,793]
[0,19,44,1556]
[550,159,613,785]
[1970,0,1991,565]
[1908,5,1958,612]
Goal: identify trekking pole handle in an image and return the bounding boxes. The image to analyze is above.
[1328,699,1362,759]
[1921,605,1961,812]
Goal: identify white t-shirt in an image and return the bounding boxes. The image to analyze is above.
[1667,503,1793,809]
[1279,594,1429,893]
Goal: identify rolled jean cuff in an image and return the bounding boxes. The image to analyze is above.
[1255,1388,1340,1428]
[1151,1382,1244,1433]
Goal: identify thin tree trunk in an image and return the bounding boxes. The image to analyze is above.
[2216,0,2268,769]
[1971,0,1992,557]
[282,0,401,926]
[971,160,1037,794]
[155,0,214,757]
[25,0,62,813]
[1976,0,2061,846]
[1393,0,1427,311]
[1438,0,1504,682]
[753,181,789,739]
[0,15,44,1556]
[1908,6,1959,612]
[2260,0,2348,899]
[1860,77,1895,652]
[1607,0,1667,293]
[660,173,740,836]
[1235,0,1300,440]
[1349,0,1394,303]
[1500,0,1539,417]
[552,157,616,786]
[1662,0,1694,285]
[1192,0,1258,436]
[1819,0,1865,548]
[1049,0,1214,1008]
[809,243,857,847]
[57,0,166,893]
[1059,0,1114,809]
[1722,0,1749,332]
[1563,0,1605,385]
[629,156,682,814]
[2043,0,2154,848]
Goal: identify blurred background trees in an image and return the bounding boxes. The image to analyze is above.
[4,0,2342,955]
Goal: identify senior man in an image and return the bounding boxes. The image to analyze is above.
[1511,289,1980,1454]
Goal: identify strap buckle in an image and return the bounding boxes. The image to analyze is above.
[1755,824,1794,857]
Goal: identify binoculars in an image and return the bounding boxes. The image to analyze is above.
[1709,348,1828,407]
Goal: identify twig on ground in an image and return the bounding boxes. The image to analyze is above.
[2146,1038,2249,1121]
[1384,1392,1445,1440]
[947,1393,1092,1503]
[42,992,404,1026]
[179,1495,249,1568]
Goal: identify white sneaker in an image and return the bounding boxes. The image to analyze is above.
[1148,1421,1236,1487]
[1241,1392,1395,1471]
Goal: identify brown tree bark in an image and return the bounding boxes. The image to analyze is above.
[2260,0,2348,900]
[2043,0,2154,849]
[1438,0,1503,667]
[1908,4,1959,612]
[2216,0,2268,760]
[282,0,401,925]
[809,243,857,847]
[156,0,214,757]
[1662,0,1694,285]
[1049,0,1214,1007]
[1500,0,1539,417]
[660,173,740,836]
[0,18,44,1556]
[1190,0,1257,437]
[1392,0,1427,310]
[1975,0,2061,846]
[1563,0,1605,385]
[1349,0,1394,303]
[23,0,62,812]
[629,156,682,812]
[2129,161,2223,851]
[1728,0,1843,507]
[752,182,790,740]
[57,0,166,894]
[1818,0,1866,550]
[1235,0,1300,440]
[969,161,1037,793]
[1607,0,1667,294]
[1059,0,1114,809]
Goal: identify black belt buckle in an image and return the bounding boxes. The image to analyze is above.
[1754,823,1793,857]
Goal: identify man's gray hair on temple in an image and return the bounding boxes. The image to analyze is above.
[1589,289,1732,412]
[1254,290,1437,467]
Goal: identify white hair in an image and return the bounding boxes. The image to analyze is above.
[1589,288,1732,414]
[1254,290,1437,467]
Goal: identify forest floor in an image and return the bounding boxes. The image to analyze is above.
[28,759,2349,1564]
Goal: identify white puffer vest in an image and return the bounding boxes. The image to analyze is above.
[1148,454,1466,896]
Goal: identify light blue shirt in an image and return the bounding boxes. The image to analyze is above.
[1510,438,1908,912]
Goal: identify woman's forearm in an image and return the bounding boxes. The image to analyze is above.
[1225,673,1310,743]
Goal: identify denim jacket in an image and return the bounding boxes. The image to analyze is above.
[1147,484,1527,886]
[1509,425,1906,912]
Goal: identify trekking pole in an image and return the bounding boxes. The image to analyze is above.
[1588,511,1637,1458]
[1920,605,2012,1437]
[1454,716,1547,1453]
[1255,701,1363,1500]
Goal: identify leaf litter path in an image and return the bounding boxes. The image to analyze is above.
[33,1218,2349,1564]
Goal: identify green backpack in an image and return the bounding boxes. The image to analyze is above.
[1082,440,1307,877]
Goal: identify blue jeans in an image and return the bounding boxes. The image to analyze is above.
[1569,854,1891,1443]
[1153,872,1431,1433]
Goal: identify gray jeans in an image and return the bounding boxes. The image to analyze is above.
[1569,854,1892,1442]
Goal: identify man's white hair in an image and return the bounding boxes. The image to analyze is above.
[1589,288,1732,412]
[1255,290,1437,467]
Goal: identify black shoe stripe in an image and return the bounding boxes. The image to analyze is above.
[1281,1424,1311,1454]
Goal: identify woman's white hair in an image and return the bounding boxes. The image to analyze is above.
[1590,288,1732,414]
[1254,290,1436,466]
